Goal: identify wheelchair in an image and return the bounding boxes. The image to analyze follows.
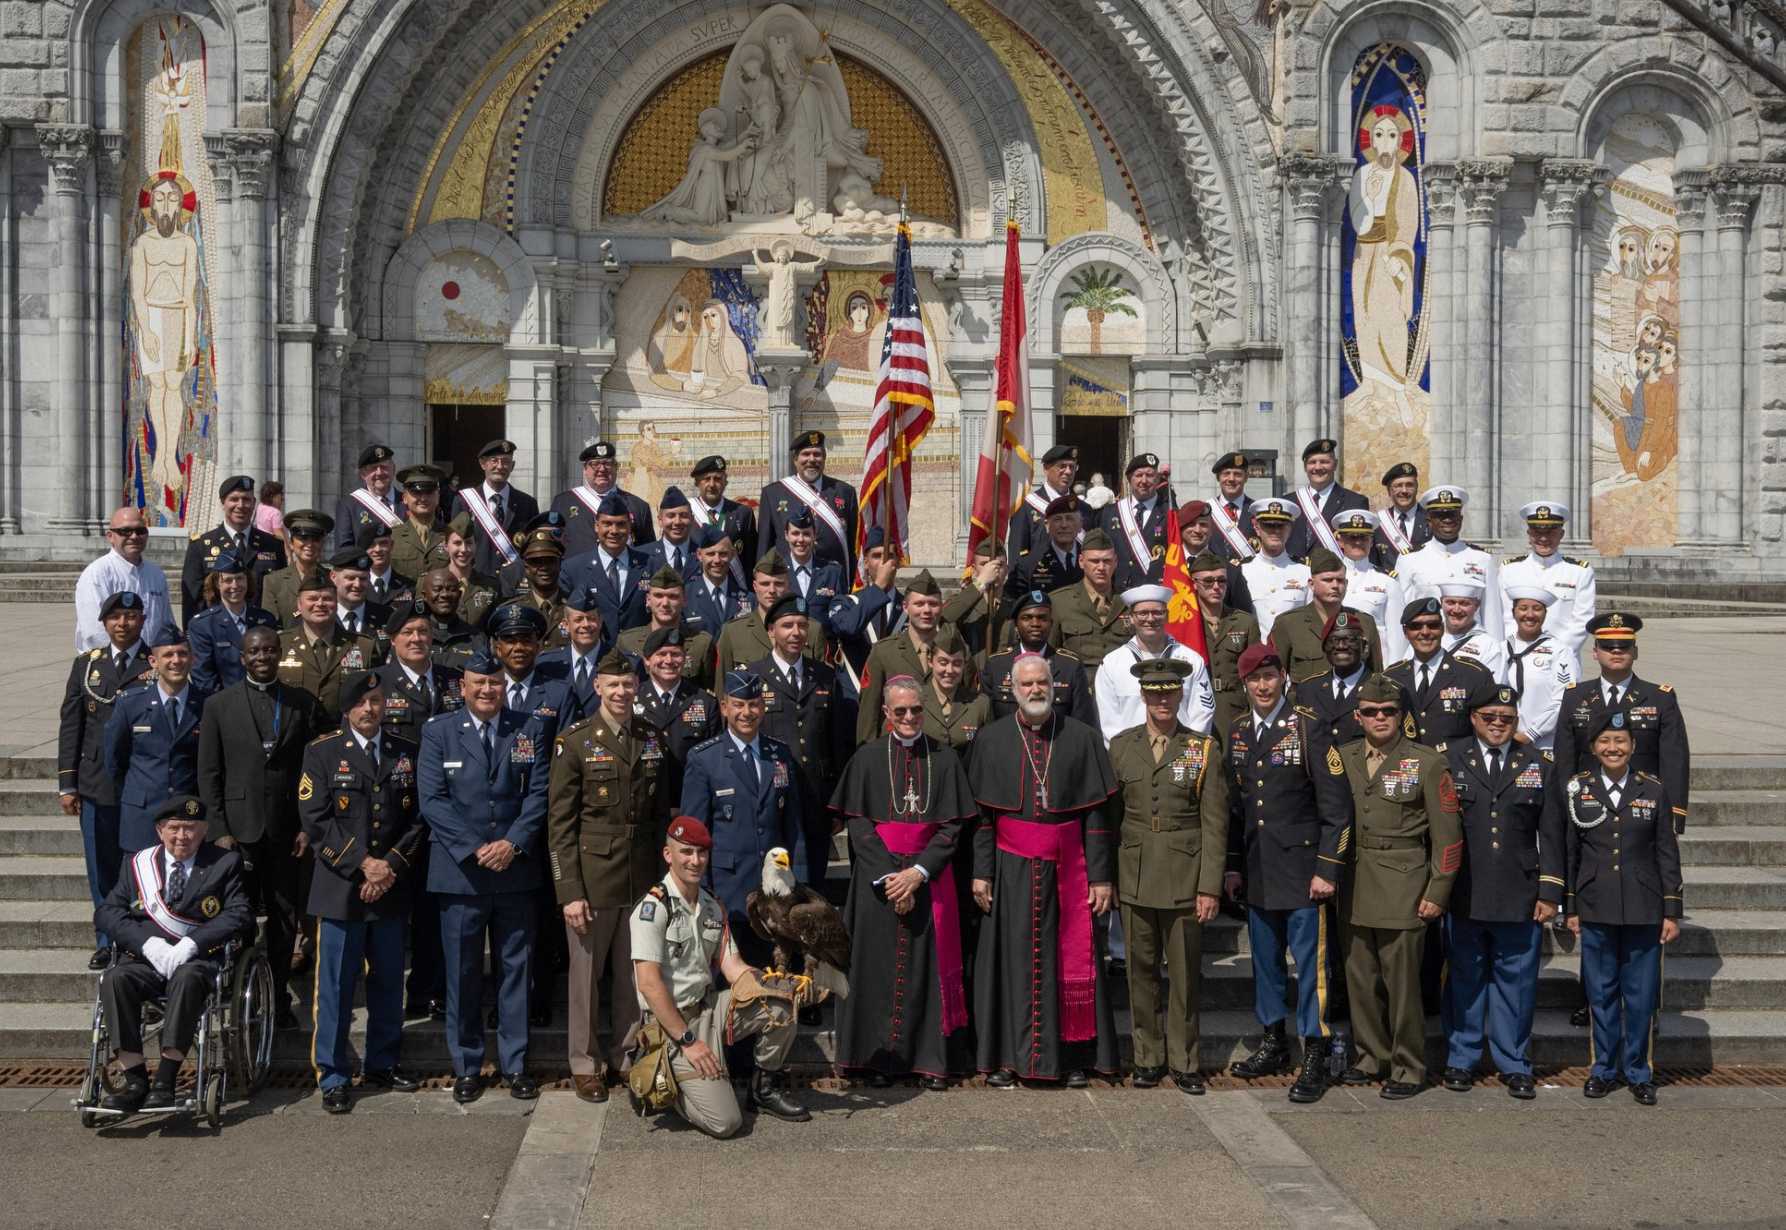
[72,933,277,1131]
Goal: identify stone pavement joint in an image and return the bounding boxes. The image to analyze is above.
[1186,1091,1378,1230]
[491,1093,608,1230]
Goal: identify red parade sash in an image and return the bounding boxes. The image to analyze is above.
[875,821,967,1035]
[995,816,1096,1042]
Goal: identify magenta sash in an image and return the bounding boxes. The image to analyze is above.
[875,822,967,1036]
[995,816,1096,1042]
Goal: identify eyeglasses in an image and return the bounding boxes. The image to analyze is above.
[1128,609,1165,620]
[888,705,922,717]
[108,526,149,537]
[1357,705,1400,718]
[1476,713,1517,726]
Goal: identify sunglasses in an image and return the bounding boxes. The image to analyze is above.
[1595,641,1633,652]
[1476,713,1517,725]
[1357,705,1400,718]
[1406,621,1443,633]
[108,526,149,537]
[888,705,923,717]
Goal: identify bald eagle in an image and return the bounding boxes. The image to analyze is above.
[745,847,852,1000]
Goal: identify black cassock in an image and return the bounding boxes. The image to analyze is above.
[968,713,1120,1079]
[830,735,976,1079]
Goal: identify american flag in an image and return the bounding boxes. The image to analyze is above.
[858,220,935,566]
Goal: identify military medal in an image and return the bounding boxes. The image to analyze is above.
[512,733,535,763]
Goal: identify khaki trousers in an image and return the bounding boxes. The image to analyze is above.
[1122,903,1204,1072]
[664,989,798,1139]
[1345,924,1427,1085]
[566,908,638,1078]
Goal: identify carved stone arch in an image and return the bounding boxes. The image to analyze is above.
[1569,61,1752,165]
[523,0,1034,238]
[1048,0,1269,344]
[1310,0,1488,162]
[71,0,239,131]
[382,218,541,345]
[1028,233,1178,354]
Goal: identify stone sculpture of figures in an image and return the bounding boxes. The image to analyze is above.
[731,44,788,215]
[751,239,823,349]
[131,176,200,496]
[643,108,757,226]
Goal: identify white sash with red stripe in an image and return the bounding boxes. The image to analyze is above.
[350,488,402,529]
[781,473,848,546]
[1377,507,1414,554]
[1209,499,1254,560]
[1294,487,1342,554]
[459,488,520,566]
[1025,489,1052,519]
[1115,497,1153,565]
[130,846,199,941]
[570,484,609,519]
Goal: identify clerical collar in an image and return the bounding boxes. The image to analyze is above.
[893,731,922,748]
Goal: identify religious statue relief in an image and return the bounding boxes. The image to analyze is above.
[1346,105,1422,427]
[751,237,823,349]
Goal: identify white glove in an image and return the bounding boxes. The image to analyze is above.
[140,937,173,977]
[166,937,198,973]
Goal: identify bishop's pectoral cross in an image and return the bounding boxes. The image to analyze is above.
[902,783,922,812]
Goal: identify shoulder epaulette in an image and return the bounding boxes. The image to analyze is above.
[1455,657,1488,673]
[1636,770,1660,784]
[1055,647,1081,662]
[88,647,103,660]
[1658,683,1674,693]
[760,733,791,753]
[1294,704,1317,719]
[306,730,339,747]
[1571,768,1594,780]
[1385,567,1398,578]
[1503,553,1524,564]
[1466,541,1488,551]
[1565,556,1587,567]
[690,734,724,753]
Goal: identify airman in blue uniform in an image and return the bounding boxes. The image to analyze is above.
[104,625,210,853]
[185,550,278,694]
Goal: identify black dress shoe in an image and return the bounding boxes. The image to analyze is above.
[985,1068,1018,1089]
[748,1070,812,1122]
[1380,1080,1423,1101]
[919,1075,948,1092]
[1339,1067,1377,1086]
[1441,1067,1474,1093]
[1172,1069,1206,1096]
[453,1075,483,1104]
[1288,1044,1329,1104]
[1504,1072,1536,1100]
[1582,1075,1620,1099]
[143,1084,177,1110]
[863,1071,893,1089]
[88,947,112,971]
[1064,1069,1090,1089]
[100,1069,149,1113]
[1232,1025,1292,1079]
[1131,1064,1165,1089]
[1570,1004,1590,1028]
[322,1086,352,1114]
[503,1072,540,1100]
[362,1067,422,1093]
[1630,1081,1658,1106]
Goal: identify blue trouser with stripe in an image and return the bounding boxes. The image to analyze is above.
[81,801,122,947]
[1246,905,1330,1039]
[312,916,406,1091]
[1443,914,1541,1075]
[1581,921,1662,1085]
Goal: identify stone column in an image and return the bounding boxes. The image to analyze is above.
[1422,163,1458,483]
[754,350,809,478]
[951,356,993,559]
[313,337,348,514]
[220,130,278,479]
[504,346,560,490]
[94,133,127,517]
[1709,170,1761,543]
[1672,171,1710,544]
[1457,159,1511,527]
[1281,154,1330,459]
[1537,160,1599,524]
[276,325,319,508]
[40,124,94,532]
[1130,355,1177,467]
[0,124,15,532]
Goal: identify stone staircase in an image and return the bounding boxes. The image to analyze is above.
[3,753,1785,1072]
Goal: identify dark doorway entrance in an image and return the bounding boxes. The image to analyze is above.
[429,404,505,494]
[1054,413,1128,498]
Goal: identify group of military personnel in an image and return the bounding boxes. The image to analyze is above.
[62,429,1691,1129]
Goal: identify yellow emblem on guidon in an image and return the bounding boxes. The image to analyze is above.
[200,895,221,919]
[1327,745,1345,776]
[297,773,315,802]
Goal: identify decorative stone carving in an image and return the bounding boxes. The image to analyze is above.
[95,132,127,196]
[1456,159,1513,227]
[1280,153,1332,223]
[750,238,824,350]
[1538,159,1603,225]
[38,125,95,196]
[1712,173,1763,229]
[221,129,280,199]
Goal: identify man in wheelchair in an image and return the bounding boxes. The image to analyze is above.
[94,794,254,1111]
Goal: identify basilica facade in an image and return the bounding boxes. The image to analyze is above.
[1,0,1783,577]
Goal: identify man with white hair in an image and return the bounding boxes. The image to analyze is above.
[1504,585,1574,750]
[1498,501,1595,658]
[1394,487,1502,641]
[1238,497,1311,640]
[1439,578,1504,681]
[1094,584,1216,742]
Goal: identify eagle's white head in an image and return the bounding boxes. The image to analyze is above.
[761,847,797,897]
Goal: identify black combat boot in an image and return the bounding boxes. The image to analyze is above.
[1288,1039,1330,1103]
[748,1070,812,1123]
[1231,1022,1292,1079]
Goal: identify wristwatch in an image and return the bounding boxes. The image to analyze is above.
[677,1026,697,1046]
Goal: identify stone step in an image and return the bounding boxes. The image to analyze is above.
[2,999,1783,1069]
[0,901,98,950]
[1679,827,1786,867]
[0,816,84,857]
[0,759,56,782]
[1692,758,1786,791]
[0,858,91,901]
[1682,791,1786,827]
[1680,866,1786,910]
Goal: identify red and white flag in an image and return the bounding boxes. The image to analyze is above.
[858,220,935,566]
[966,218,1034,569]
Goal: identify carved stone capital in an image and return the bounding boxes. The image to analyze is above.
[1538,158,1602,225]
[1676,168,1712,228]
[1423,162,1459,224]
[1456,159,1513,227]
[37,124,94,196]
[1280,153,1332,222]
[1711,166,1765,229]
[94,131,127,196]
[221,129,279,199]
[752,348,809,393]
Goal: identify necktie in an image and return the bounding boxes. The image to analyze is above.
[671,547,682,573]
[1418,663,1432,698]
[492,493,505,525]
[746,743,761,786]
[115,651,128,675]
[167,859,187,903]
[166,696,181,732]
[1400,513,1410,537]
[509,682,525,710]
[576,658,591,693]
[1488,747,1502,779]
[373,577,387,600]
[1334,679,1345,701]
[607,557,622,588]
[368,739,380,770]
[788,664,800,691]
[1607,684,1623,708]
[345,612,357,635]
[418,674,432,711]
[1607,781,1621,810]
[1150,734,1167,765]
[481,722,496,769]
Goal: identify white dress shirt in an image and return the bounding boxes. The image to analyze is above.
[74,549,175,651]
[1240,551,1310,640]
[1499,551,1596,658]
[1341,556,1407,662]
[1396,539,1503,640]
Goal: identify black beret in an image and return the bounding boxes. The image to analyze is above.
[1302,438,1338,460]
[1586,707,1634,741]
[385,600,431,636]
[579,441,617,463]
[1013,589,1052,614]
[1472,680,1520,711]
[478,438,516,460]
[99,591,145,618]
[328,547,372,572]
[153,795,206,825]
[358,444,394,468]
[690,454,727,478]
[792,430,827,451]
[764,595,808,625]
[1041,444,1077,465]
[1044,495,1079,517]
[1400,597,1443,628]
[643,625,686,655]
[1211,450,1248,476]
[524,511,566,533]
[486,603,549,639]
[1125,452,1160,475]
[338,670,382,714]
[355,522,393,547]
[217,474,255,499]
[1382,461,1419,485]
